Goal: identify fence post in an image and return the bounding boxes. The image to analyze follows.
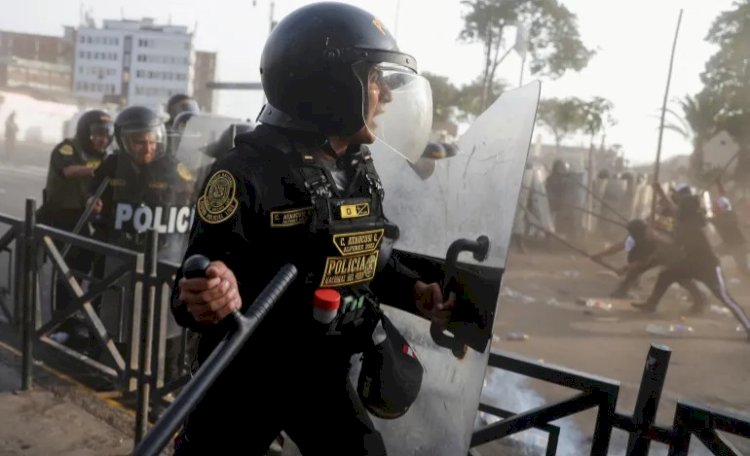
[21,198,36,391]
[627,344,671,455]
[135,230,158,445]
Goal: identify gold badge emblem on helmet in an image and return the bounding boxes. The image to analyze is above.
[372,18,386,36]
[197,170,239,224]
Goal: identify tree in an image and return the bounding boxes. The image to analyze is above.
[422,72,461,127]
[580,97,615,149]
[536,97,586,152]
[460,0,594,110]
[455,77,507,120]
[664,93,721,175]
[700,0,750,180]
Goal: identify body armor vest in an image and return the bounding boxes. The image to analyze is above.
[105,152,194,251]
[245,129,395,344]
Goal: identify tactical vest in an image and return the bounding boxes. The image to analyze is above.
[44,139,103,212]
[105,152,194,250]
[247,130,394,343]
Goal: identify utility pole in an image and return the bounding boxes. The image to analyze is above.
[651,9,683,219]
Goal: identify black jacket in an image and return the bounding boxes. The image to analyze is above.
[171,125,420,365]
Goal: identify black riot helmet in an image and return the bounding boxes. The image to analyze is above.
[259,2,433,163]
[167,111,199,156]
[205,122,255,160]
[114,106,167,165]
[75,109,114,155]
[166,94,200,125]
[552,159,571,175]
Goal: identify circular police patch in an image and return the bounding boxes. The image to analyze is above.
[197,170,239,224]
[177,162,194,181]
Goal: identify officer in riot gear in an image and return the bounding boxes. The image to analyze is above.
[171,3,453,454]
[90,105,194,380]
[167,110,199,156]
[165,94,200,130]
[42,109,113,343]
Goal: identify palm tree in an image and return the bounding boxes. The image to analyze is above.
[664,93,720,175]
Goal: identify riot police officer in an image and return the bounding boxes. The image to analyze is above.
[165,93,200,131]
[171,3,453,454]
[42,109,113,343]
[89,105,194,379]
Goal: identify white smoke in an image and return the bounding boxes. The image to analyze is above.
[475,368,586,455]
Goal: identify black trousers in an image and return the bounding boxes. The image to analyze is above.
[613,259,705,306]
[645,262,750,335]
[174,353,387,456]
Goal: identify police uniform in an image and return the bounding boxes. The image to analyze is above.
[90,150,195,250]
[43,138,105,326]
[171,125,420,455]
[91,149,194,348]
[43,139,103,229]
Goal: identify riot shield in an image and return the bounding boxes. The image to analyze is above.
[171,113,243,198]
[363,81,541,455]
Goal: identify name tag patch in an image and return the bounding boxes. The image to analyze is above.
[270,206,313,228]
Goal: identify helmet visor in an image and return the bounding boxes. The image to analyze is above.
[89,122,114,150]
[120,124,166,164]
[357,62,432,163]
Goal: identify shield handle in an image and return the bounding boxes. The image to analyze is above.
[430,236,490,358]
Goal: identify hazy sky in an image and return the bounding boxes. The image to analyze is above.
[0,0,738,164]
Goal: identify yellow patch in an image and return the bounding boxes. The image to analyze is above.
[372,18,386,36]
[177,162,194,181]
[149,181,168,190]
[333,229,384,256]
[270,207,313,228]
[197,170,239,224]
[85,159,101,170]
[110,178,127,187]
[339,202,370,219]
[320,251,379,287]
[59,144,74,156]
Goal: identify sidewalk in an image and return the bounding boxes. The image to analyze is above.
[0,342,133,456]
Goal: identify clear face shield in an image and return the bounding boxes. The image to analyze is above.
[355,62,433,163]
[89,122,114,153]
[120,124,166,165]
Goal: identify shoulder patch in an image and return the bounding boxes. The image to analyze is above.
[197,170,239,224]
[59,144,74,156]
[177,162,194,181]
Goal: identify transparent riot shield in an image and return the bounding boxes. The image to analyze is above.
[363,81,541,455]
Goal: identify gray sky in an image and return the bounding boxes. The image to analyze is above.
[0,0,737,165]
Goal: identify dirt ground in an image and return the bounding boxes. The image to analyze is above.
[481,240,750,454]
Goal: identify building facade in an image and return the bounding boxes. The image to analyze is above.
[192,51,216,113]
[0,30,74,93]
[74,18,193,111]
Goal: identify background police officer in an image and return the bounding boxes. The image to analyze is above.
[42,109,113,344]
[171,3,453,454]
[90,105,194,380]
